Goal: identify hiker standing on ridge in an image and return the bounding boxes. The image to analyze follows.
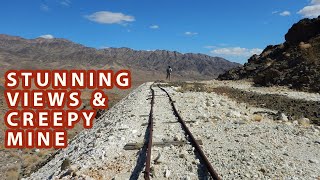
[166,66,172,81]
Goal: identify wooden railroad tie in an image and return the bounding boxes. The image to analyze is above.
[124,140,203,150]
[141,120,196,126]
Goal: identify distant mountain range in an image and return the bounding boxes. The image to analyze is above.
[0,34,240,82]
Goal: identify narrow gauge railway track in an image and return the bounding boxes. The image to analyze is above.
[144,84,221,180]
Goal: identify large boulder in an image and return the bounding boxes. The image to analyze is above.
[285,16,320,44]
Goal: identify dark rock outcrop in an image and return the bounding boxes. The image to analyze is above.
[219,16,320,92]
[285,17,320,44]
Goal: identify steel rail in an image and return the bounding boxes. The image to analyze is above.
[158,84,221,180]
[144,85,155,180]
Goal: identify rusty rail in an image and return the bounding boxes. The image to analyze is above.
[158,84,221,180]
[144,85,154,180]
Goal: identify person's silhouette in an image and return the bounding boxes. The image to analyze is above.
[166,66,172,81]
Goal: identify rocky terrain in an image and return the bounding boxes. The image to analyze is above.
[25,81,320,180]
[0,84,130,180]
[0,34,240,179]
[219,16,320,92]
[0,34,240,81]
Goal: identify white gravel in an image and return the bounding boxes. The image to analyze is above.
[25,81,320,180]
[150,86,206,179]
[205,80,320,102]
[25,82,153,180]
[169,83,320,179]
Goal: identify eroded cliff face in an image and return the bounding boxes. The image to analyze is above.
[219,16,320,92]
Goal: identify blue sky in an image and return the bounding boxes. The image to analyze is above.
[1,0,320,64]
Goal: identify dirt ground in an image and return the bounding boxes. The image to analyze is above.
[167,82,320,125]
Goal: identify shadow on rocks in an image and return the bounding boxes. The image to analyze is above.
[129,117,151,180]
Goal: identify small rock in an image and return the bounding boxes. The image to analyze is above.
[226,111,241,118]
[61,158,71,171]
[187,165,193,172]
[174,135,181,141]
[154,152,163,164]
[165,169,171,178]
[179,153,186,158]
[277,112,288,121]
[258,168,266,174]
[70,165,79,172]
[192,159,200,165]
[183,176,192,180]
[252,114,263,122]
[285,122,292,126]
[309,159,319,164]
[108,136,115,140]
[212,103,221,108]
[243,134,249,137]
[298,118,310,126]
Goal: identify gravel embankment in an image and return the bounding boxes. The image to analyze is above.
[25,83,153,180]
[26,81,320,180]
[169,84,320,179]
[150,87,206,179]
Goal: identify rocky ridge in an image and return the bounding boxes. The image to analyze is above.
[0,34,240,81]
[218,16,320,92]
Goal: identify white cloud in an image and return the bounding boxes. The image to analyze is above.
[272,11,279,14]
[150,25,159,29]
[298,0,320,18]
[185,31,198,36]
[60,0,71,6]
[99,46,110,49]
[85,11,135,24]
[40,4,49,11]
[280,11,291,16]
[210,47,263,57]
[298,4,320,18]
[311,0,320,4]
[39,34,54,39]
[250,48,264,55]
[204,45,216,49]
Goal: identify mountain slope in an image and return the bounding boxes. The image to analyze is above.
[0,34,240,81]
[218,16,320,92]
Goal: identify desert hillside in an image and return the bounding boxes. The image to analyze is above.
[0,34,240,81]
[219,16,320,92]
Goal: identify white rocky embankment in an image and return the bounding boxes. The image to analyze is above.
[26,81,320,180]
[167,83,320,179]
[26,82,154,180]
[150,87,207,179]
